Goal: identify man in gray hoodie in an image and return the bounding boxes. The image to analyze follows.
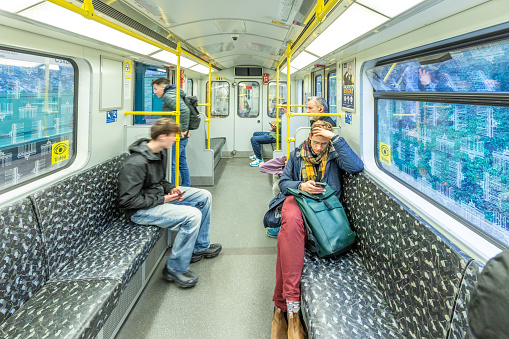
[118,118,221,288]
[152,77,191,186]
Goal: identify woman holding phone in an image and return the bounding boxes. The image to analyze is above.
[270,119,364,338]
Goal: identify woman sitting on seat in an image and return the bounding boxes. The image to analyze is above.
[270,119,364,338]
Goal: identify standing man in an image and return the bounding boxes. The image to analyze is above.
[152,77,191,187]
[118,118,221,288]
[307,96,336,127]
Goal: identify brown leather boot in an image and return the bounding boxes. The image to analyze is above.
[271,308,288,339]
[287,311,306,339]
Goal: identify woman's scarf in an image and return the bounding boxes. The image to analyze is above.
[300,138,331,182]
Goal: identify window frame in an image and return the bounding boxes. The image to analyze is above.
[207,81,230,118]
[186,78,193,96]
[267,81,287,118]
[0,45,78,195]
[327,69,337,113]
[370,31,509,250]
[237,81,260,118]
[314,74,322,97]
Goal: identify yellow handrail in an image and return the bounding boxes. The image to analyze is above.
[275,61,280,151]
[207,61,212,150]
[124,111,177,115]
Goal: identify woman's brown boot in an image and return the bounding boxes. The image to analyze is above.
[271,308,288,339]
[287,311,306,339]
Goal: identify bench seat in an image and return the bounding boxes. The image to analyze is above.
[0,279,121,339]
[52,220,162,287]
[301,251,404,338]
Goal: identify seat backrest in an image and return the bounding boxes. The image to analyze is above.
[31,154,128,279]
[294,127,341,148]
[340,172,472,338]
[0,198,47,325]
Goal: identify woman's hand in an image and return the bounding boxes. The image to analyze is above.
[299,180,326,195]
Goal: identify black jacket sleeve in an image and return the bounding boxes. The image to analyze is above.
[118,160,164,210]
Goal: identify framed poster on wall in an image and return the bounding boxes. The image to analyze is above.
[341,59,355,112]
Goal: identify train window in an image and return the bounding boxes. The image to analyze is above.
[237,81,260,118]
[268,81,286,118]
[133,66,166,125]
[327,71,337,114]
[297,79,304,113]
[315,75,322,97]
[367,37,509,247]
[207,81,229,117]
[0,47,76,192]
[186,78,193,96]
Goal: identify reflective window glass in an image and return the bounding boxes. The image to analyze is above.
[207,81,229,117]
[328,71,337,114]
[187,78,193,96]
[134,68,166,125]
[237,82,260,118]
[268,81,286,118]
[377,99,509,246]
[315,75,322,97]
[297,79,304,113]
[0,48,76,192]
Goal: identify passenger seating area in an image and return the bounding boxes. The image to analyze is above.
[300,172,483,338]
[0,154,168,339]
[209,137,226,168]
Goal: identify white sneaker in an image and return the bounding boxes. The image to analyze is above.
[249,155,257,160]
[249,158,263,167]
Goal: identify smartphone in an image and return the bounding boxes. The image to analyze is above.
[315,182,326,187]
[176,192,184,196]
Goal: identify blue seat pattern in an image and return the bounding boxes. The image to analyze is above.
[53,220,161,287]
[0,198,46,325]
[0,279,120,339]
[301,251,404,338]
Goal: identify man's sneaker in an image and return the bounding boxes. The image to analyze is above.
[266,227,281,238]
[249,154,257,160]
[162,266,198,288]
[191,243,222,263]
[249,158,263,167]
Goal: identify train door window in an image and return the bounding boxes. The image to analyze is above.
[0,47,77,193]
[237,81,260,118]
[186,78,193,96]
[133,64,166,125]
[297,79,304,113]
[327,71,337,114]
[367,36,509,247]
[268,81,286,118]
[206,81,229,117]
[315,75,322,97]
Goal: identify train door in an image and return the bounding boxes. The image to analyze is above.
[326,67,338,123]
[234,80,261,151]
[312,69,325,97]
[206,80,232,150]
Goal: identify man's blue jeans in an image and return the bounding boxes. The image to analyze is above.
[172,137,191,187]
[130,187,211,273]
[251,132,276,159]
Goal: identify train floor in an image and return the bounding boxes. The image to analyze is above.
[116,157,278,339]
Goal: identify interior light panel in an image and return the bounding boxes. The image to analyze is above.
[291,51,318,70]
[357,0,426,18]
[189,64,210,74]
[306,3,388,57]
[0,0,42,13]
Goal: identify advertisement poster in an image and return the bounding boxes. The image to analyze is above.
[341,59,355,111]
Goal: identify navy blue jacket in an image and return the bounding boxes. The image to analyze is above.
[272,135,364,207]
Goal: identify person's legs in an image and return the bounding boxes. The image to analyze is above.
[175,187,212,252]
[131,203,201,273]
[272,196,307,307]
[250,132,275,160]
[171,138,191,187]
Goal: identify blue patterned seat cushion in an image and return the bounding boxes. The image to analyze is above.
[0,279,120,339]
[52,220,161,286]
[0,198,46,326]
[340,172,471,337]
[31,154,129,279]
[301,251,404,338]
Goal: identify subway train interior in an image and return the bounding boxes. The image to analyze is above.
[1,0,508,338]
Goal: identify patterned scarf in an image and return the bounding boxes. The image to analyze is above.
[300,138,331,182]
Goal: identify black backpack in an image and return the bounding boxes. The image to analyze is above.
[182,95,201,130]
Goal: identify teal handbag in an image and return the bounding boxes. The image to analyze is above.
[287,184,356,258]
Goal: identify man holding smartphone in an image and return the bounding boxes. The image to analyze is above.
[118,118,221,288]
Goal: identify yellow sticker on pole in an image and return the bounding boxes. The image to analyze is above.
[52,140,69,165]
[379,142,391,166]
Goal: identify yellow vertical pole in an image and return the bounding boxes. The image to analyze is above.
[207,61,212,150]
[286,43,292,160]
[175,42,181,186]
[276,61,280,151]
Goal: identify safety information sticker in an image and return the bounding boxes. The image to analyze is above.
[52,140,69,165]
[379,142,391,166]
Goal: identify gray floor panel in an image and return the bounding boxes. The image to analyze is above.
[116,157,278,338]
